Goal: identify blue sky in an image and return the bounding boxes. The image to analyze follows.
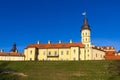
[0,0,120,52]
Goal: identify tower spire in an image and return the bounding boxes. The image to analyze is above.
[81,12,90,31]
[10,43,18,52]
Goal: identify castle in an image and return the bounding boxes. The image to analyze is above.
[24,17,120,61]
[0,17,119,61]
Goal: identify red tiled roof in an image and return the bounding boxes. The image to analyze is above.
[0,52,7,56]
[25,43,85,49]
[92,46,115,52]
[0,52,25,57]
[104,51,120,60]
[9,52,19,56]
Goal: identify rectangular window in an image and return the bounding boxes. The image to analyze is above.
[96,54,97,57]
[55,51,57,56]
[88,50,89,52]
[30,50,32,55]
[43,51,45,55]
[66,51,69,55]
[49,52,51,55]
[61,51,63,55]
[74,49,76,54]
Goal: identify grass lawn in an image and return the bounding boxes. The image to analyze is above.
[0,61,114,80]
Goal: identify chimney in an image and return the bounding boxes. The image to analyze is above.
[70,39,72,43]
[48,40,51,44]
[37,40,40,44]
[59,40,62,44]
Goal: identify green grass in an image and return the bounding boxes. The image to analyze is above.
[0,61,115,80]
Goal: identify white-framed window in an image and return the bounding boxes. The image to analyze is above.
[66,51,69,55]
[87,44,89,47]
[73,49,76,54]
[48,52,51,55]
[54,51,57,56]
[43,51,45,55]
[88,50,89,52]
[30,50,32,55]
[96,54,97,57]
[61,51,63,55]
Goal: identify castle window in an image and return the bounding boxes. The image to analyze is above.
[88,54,89,57]
[86,33,87,35]
[30,50,32,55]
[61,51,63,55]
[83,33,84,36]
[43,51,45,55]
[54,51,57,56]
[101,55,102,58]
[74,49,76,54]
[88,50,89,52]
[87,44,89,47]
[66,51,69,55]
[86,38,87,41]
[96,54,97,57]
[49,52,51,55]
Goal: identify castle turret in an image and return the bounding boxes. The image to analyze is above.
[81,16,92,60]
[10,43,18,52]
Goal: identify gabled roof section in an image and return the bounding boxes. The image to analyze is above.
[25,42,85,49]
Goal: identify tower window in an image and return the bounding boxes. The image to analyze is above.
[86,33,87,35]
[88,54,89,57]
[87,44,89,47]
[83,33,84,36]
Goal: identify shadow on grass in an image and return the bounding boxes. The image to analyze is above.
[0,62,20,80]
[108,60,120,80]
